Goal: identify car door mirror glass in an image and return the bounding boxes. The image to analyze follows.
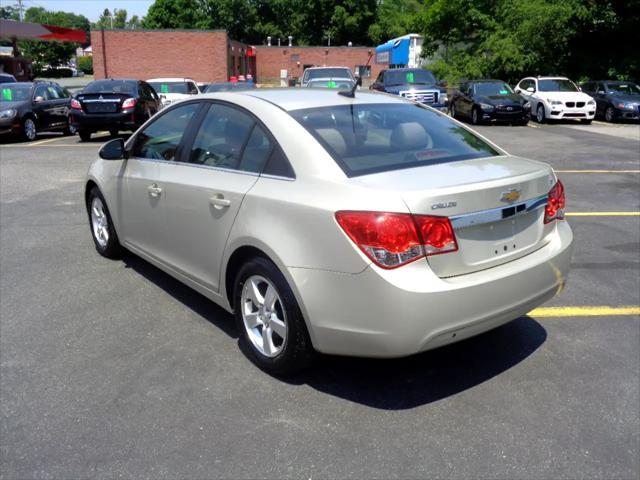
[526,87,535,93]
[99,138,126,160]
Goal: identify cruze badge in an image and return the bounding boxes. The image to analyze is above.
[500,188,521,203]
[431,201,457,210]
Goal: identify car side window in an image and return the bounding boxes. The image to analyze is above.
[33,85,48,101]
[263,145,295,179]
[582,82,593,93]
[596,83,605,94]
[55,85,70,98]
[46,85,60,99]
[187,82,198,94]
[132,103,199,161]
[188,104,254,169]
[375,72,383,84]
[143,83,159,101]
[238,124,272,173]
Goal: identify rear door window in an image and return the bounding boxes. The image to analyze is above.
[132,103,200,160]
[290,103,499,177]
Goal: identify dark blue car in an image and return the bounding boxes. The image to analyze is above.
[581,80,640,122]
[369,68,448,112]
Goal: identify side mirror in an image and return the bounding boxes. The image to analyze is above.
[514,88,521,94]
[526,87,535,93]
[597,90,605,95]
[33,96,44,103]
[99,138,126,160]
[437,80,448,88]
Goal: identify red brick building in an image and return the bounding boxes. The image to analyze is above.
[90,29,382,85]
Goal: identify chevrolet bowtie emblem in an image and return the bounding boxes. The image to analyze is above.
[500,188,521,203]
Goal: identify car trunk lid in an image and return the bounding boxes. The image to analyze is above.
[351,155,558,277]
[76,92,129,114]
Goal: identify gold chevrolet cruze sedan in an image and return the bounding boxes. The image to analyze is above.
[85,88,573,375]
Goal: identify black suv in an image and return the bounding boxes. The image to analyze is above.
[0,81,74,141]
[581,80,640,122]
[369,68,448,111]
[70,79,161,141]
[450,79,531,125]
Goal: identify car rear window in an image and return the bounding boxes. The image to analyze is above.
[149,81,189,94]
[83,80,137,95]
[289,103,500,177]
[307,68,354,81]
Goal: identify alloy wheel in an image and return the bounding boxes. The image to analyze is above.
[605,107,614,122]
[90,197,110,248]
[241,275,287,358]
[536,105,545,123]
[24,118,36,141]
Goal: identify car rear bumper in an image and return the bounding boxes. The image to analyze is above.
[70,111,138,131]
[288,220,573,358]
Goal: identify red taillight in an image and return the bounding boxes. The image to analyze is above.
[70,98,81,110]
[335,211,457,269]
[122,98,137,109]
[544,180,566,224]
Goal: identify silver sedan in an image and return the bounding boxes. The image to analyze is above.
[85,89,573,375]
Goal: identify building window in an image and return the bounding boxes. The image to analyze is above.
[357,65,371,78]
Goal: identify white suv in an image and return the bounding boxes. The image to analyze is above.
[515,76,596,124]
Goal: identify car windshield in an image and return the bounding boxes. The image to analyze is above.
[385,70,436,86]
[83,80,136,94]
[606,83,640,95]
[538,79,578,92]
[290,103,499,177]
[204,83,255,92]
[474,82,514,96]
[149,81,189,94]
[0,84,32,101]
[307,68,353,81]
[307,79,355,90]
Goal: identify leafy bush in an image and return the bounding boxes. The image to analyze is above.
[78,56,93,74]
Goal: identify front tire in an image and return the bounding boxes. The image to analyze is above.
[604,106,615,123]
[87,187,121,258]
[22,117,37,141]
[450,102,458,119]
[234,257,314,376]
[79,130,91,142]
[536,104,546,123]
[471,107,480,125]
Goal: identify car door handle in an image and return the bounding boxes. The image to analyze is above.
[209,195,231,209]
[147,184,162,197]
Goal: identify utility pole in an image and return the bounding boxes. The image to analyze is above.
[16,0,24,21]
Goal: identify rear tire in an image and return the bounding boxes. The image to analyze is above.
[63,117,77,136]
[450,102,458,119]
[79,130,91,142]
[87,187,121,258]
[234,256,314,376]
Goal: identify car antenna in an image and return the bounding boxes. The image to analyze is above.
[339,76,362,98]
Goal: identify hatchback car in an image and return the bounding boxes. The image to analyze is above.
[70,78,161,141]
[0,81,74,141]
[450,79,530,125]
[85,89,573,375]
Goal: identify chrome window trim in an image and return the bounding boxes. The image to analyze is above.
[450,194,548,229]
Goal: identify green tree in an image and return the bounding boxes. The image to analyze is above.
[368,0,422,45]
[127,15,142,29]
[141,0,201,29]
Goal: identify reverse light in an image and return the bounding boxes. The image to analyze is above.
[122,98,137,109]
[335,211,458,269]
[70,98,82,110]
[544,180,566,224]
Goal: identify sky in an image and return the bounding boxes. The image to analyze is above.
[10,0,156,21]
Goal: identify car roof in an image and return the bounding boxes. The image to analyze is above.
[384,68,426,72]
[467,79,506,83]
[93,78,138,83]
[199,88,406,111]
[533,76,570,80]
[147,77,193,82]
[305,66,350,70]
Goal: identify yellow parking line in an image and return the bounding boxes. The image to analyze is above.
[566,212,640,217]
[556,169,640,173]
[530,306,640,317]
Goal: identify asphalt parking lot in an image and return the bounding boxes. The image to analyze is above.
[1,121,639,479]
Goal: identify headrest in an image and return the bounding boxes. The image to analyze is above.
[390,122,429,149]
[316,128,347,157]
[304,112,336,129]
